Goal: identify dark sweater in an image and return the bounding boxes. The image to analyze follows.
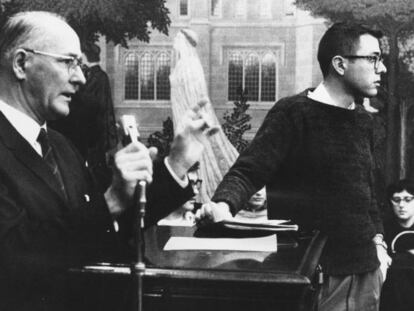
[384,216,414,253]
[213,90,383,275]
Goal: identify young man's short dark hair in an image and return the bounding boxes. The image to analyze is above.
[317,22,383,77]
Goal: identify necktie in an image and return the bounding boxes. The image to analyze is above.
[37,129,68,200]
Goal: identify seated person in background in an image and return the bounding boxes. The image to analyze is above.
[383,179,414,248]
[380,179,414,311]
[243,187,267,212]
[159,162,202,224]
[0,11,215,311]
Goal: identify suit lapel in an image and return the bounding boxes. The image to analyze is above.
[0,112,68,205]
[49,129,86,209]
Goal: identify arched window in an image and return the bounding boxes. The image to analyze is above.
[211,0,222,17]
[140,53,155,100]
[261,53,276,101]
[228,52,243,101]
[124,53,139,100]
[124,49,171,101]
[179,0,189,17]
[156,52,171,100]
[227,49,278,102]
[245,53,260,101]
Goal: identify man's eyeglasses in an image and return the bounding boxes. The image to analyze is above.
[22,48,82,73]
[391,196,414,204]
[342,54,383,71]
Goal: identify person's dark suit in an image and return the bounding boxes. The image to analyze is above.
[0,112,193,310]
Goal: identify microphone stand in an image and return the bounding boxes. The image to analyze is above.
[132,180,146,311]
[120,115,147,311]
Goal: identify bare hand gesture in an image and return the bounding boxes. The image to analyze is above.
[167,98,219,179]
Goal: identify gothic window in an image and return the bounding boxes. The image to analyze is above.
[228,49,278,102]
[125,53,139,100]
[124,50,171,101]
[211,0,222,17]
[245,54,260,101]
[228,53,243,101]
[179,0,189,17]
[140,53,154,100]
[156,52,171,100]
[261,53,276,101]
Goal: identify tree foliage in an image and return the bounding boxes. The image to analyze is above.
[147,117,174,159]
[222,89,252,153]
[295,0,414,183]
[0,0,171,46]
[295,0,414,29]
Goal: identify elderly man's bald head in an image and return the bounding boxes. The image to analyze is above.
[0,11,76,64]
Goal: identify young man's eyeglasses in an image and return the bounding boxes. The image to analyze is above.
[22,48,83,73]
[342,54,383,71]
[391,196,414,204]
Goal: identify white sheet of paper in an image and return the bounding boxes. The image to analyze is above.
[157,218,195,227]
[232,216,290,226]
[163,234,277,252]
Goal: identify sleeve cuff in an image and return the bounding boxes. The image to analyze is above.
[164,157,189,188]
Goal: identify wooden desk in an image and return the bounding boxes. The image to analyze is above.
[74,225,325,311]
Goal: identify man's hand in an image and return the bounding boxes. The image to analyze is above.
[104,141,157,216]
[195,201,233,227]
[166,98,219,179]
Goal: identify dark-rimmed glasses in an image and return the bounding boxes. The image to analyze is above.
[342,54,383,71]
[391,196,414,204]
[22,48,83,73]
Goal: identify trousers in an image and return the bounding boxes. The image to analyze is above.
[318,268,383,311]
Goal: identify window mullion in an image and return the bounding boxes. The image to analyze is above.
[154,54,157,100]
[242,54,246,90]
[258,57,262,102]
[138,56,141,100]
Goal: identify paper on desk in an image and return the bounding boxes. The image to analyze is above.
[232,216,289,225]
[157,218,195,227]
[163,234,277,252]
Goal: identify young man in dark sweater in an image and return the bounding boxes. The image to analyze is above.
[196,22,392,311]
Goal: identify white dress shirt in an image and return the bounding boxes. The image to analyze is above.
[0,100,189,187]
[308,82,355,110]
[0,100,46,156]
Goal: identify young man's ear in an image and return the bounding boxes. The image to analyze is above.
[12,49,29,80]
[332,55,347,76]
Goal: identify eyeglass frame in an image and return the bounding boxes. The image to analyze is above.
[391,196,414,204]
[342,54,384,71]
[21,48,83,73]
[190,178,202,190]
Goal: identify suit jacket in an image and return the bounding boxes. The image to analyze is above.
[0,112,193,310]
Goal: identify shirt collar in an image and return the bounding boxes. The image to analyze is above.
[0,99,46,148]
[308,82,355,110]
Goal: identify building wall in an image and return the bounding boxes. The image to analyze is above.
[102,0,326,140]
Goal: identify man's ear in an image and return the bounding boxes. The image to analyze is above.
[332,55,346,76]
[12,49,28,80]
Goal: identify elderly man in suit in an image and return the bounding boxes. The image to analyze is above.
[0,11,212,311]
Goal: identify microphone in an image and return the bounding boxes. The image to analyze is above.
[120,114,140,145]
[120,115,146,229]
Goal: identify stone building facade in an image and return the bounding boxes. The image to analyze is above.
[101,0,326,140]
